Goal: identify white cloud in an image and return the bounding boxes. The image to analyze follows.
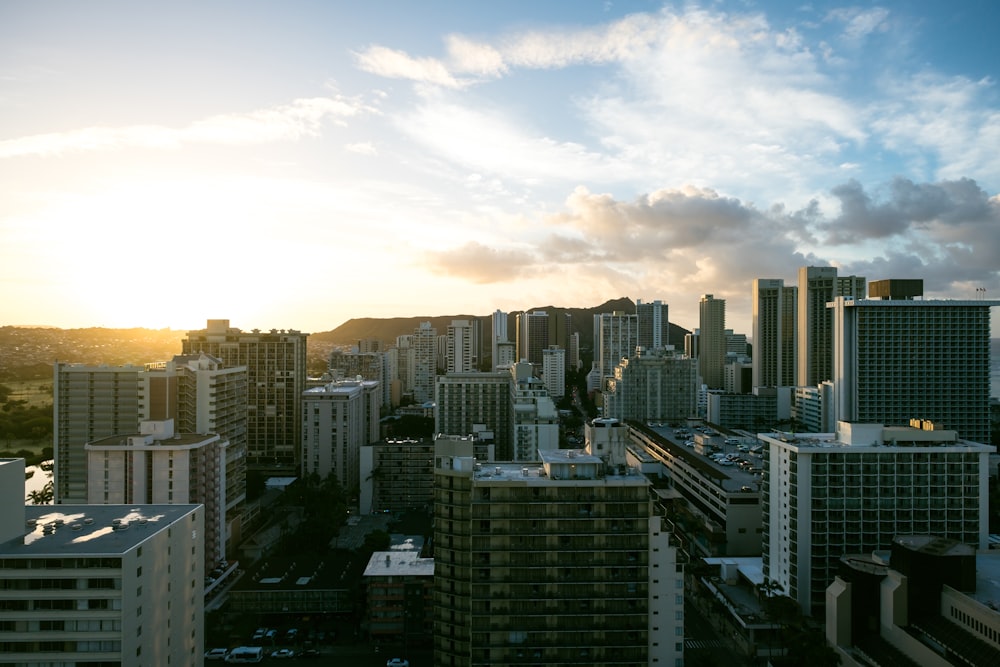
[353,45,464,88]
[0,96,370,158]
[345,142,377,155]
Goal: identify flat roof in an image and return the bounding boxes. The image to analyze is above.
[363,550,434,578]
[1,505,199,556]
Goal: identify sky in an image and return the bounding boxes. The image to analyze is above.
[2,0,1000,337]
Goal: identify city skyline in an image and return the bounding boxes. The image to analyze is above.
[3,1,1000,337]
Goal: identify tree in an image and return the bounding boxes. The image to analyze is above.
[27,480,53,505]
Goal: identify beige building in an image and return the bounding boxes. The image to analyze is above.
[0,458,204,666]
[301,379,381,491]
[182,319,308,473]
[86,419,228,572]
[53,363,143,504]
[432,439,684,666]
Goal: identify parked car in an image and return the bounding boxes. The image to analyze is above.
[272,649,295,659]
[205,648,228,661]
[386,660,410,667]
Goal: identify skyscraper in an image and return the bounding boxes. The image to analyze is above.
[516,310,549,365]
[830,281,999,444]
[797,266,866,386]
[432,438,683,666]
[447,319,476,373]
[761,421,993,614]
[491,309,509,371]
[541,345,566,399]
[301,379,381,489]
[752,279,797,388]
[53,363,142,504]
[698,295,726,389]
[597,310,638,380]
[636,299,670,352]
[143,353,248,547]
[182,319,307,472]
[435,371,514,460]
[411,322,438,403]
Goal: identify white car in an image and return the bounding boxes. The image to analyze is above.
[205,648,228,661]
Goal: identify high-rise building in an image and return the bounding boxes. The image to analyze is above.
[636,299,670,352]
[86,419,228,570]
[604,348,698,424]
[142,353,248,551]
[432,438,683,666]
[797,266,866,386]
[568,331,581,372]
[515,311,549,366]
[0,458,204,666]
[53,363,142,504]
[301,379,381,490]
[359,437,435,514]
[411,322,438,404]
[698,295,726,389]
[761,421,994,614]
[435,372,515,460]
[447,320,476,373]
[830,282,999,444]
[182,319,307,472]
[597,310,639,380]
[752,278,797,389]
[510,361,560,461]
[491,310,509,371]
[541,345,566,399]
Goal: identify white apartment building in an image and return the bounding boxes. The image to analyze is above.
[511,361,560,461]
[761,421,994,614]
[541,345,566,399]
[447,319,476,373]
[830,281,999,444]
[596,311,638,380]
[0,458,204,666]
[411,322,438,404]
[301,379,381,490]
[604,349,697,424]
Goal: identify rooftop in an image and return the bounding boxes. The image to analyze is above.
[2,505,199,556]
[363,550,434,578]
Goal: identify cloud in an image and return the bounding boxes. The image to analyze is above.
[345,142,377,155]
[424,241,537,284]
[0,96,370,158]
[422,177,1000,310]
[353,45,464,88]
[825,7,891,40]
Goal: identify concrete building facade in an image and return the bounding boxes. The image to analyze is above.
[432,439,683,667]
[182,319,307,472]
[830,285,999,444]
[0,458,204,666]
[752,278,797,389]
[301,379,381,491]
[761,422,994,614]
